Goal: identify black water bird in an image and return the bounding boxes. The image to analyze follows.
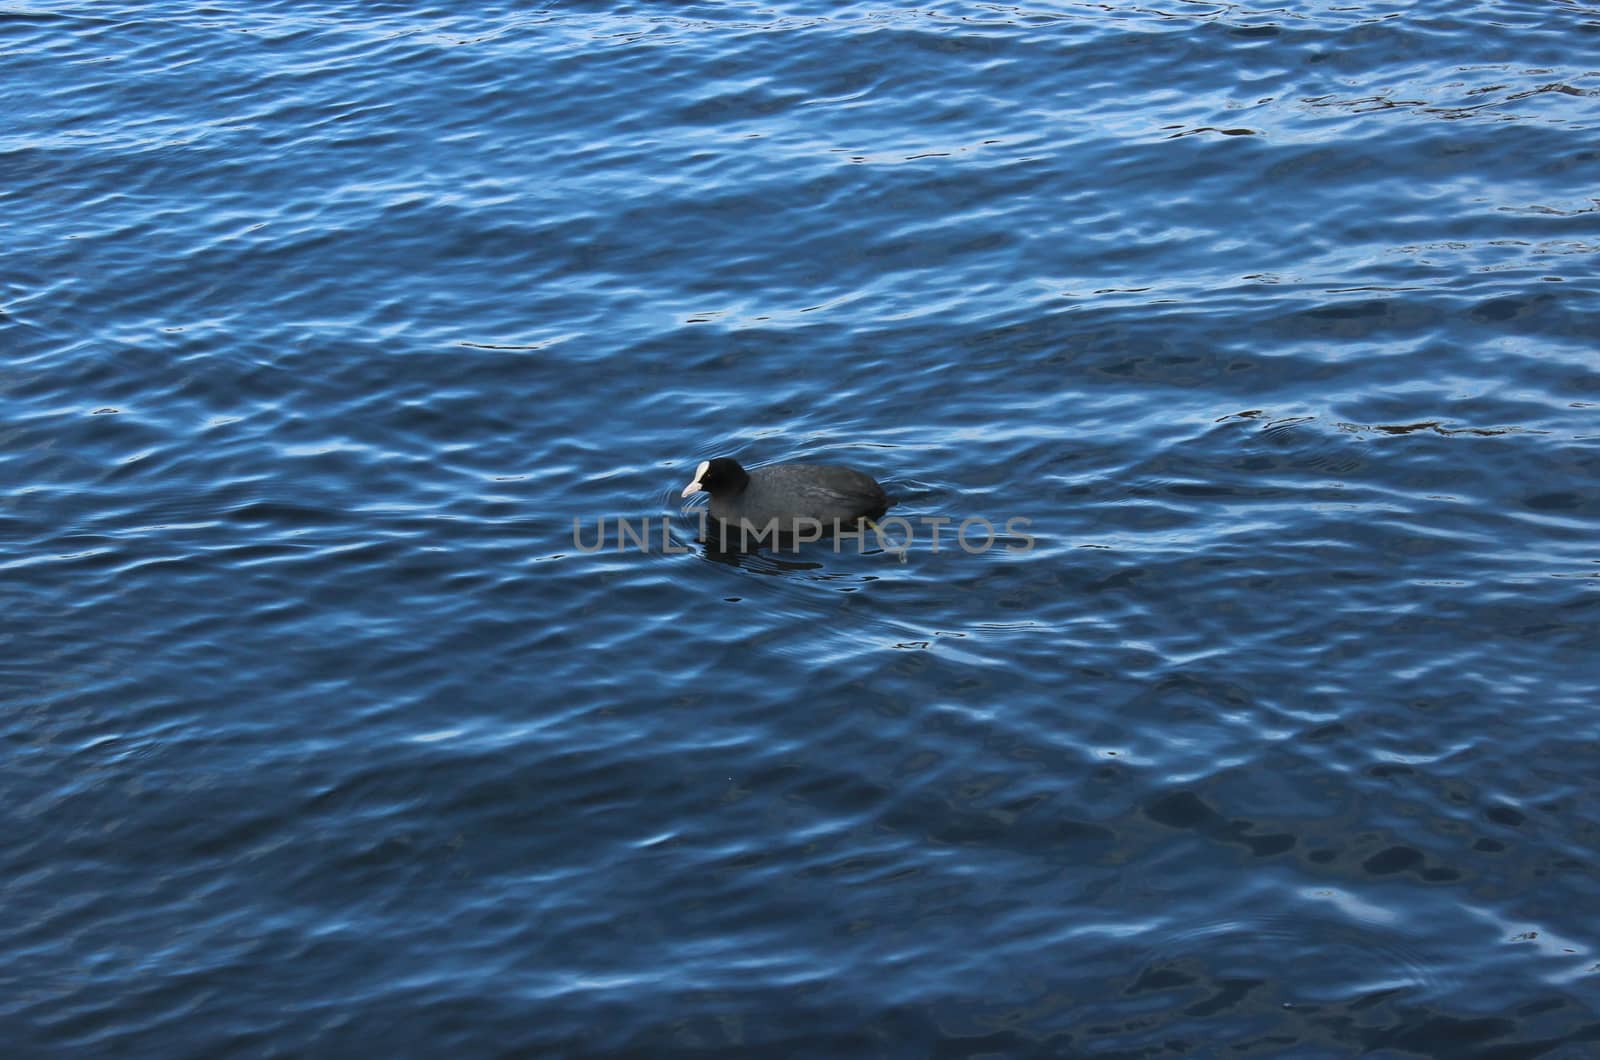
[681,457,889,540]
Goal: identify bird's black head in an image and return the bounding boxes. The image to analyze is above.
[681,456,749,498]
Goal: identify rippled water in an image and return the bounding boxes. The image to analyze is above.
[6,1,1600,1054]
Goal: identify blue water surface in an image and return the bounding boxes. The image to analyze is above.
[5,0,1600,1055]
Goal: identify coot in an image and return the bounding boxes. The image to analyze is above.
[681,457,889,537]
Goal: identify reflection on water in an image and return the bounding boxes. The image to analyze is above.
[4,0,1598,1054]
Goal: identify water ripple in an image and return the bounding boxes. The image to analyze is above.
[4,0,1599,1054]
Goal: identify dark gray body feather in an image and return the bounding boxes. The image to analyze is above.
[709,463,888,534]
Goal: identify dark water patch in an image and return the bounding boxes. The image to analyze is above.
[6,0,1600,1054]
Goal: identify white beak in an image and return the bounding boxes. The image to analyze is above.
[681,460,709,498]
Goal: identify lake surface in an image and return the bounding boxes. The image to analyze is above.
[5,1,1599,1055]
